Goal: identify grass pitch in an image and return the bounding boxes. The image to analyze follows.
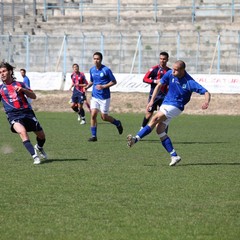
[0,111,239,240]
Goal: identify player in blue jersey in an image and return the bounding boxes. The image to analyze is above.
[85,52,123,142]
[127,60,211,166]
[0,62,47,165]
[69,63,88,125]
[141,52,170,129]
[20,68,32,104]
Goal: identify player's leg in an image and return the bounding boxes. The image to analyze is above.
[141,111,153,129]
[156,105,182,166]
[78,102,86,124]
[34,129,48,160]
[127,111,166,147]
[88,97,99,141]
[12,121,40,164]
[100,98,123,134]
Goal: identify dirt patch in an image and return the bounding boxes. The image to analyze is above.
[32,91,240,115]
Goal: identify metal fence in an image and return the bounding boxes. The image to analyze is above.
[1,32,240,75]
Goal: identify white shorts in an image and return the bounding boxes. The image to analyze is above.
[90,97,110,114]
[159,104,182,126]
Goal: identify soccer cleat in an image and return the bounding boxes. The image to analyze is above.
[77,115,81,121]
[33,156,41,165]
[169,155,181,166]
[80,120,86,125]
[34,144,48,160]
[127,134,136,147]
[88,136,97,142]
[117,121,123,135]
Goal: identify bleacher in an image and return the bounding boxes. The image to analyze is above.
[0,0,240,74]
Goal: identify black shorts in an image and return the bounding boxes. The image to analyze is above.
[71,91,86,104]
[7,109,43,133]
[148,97,164,113]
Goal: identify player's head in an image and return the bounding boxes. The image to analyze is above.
[20,68,26,77]
[93,52,103,68]
[172,60,186,78]
[159,52,169,67]
[0,62,15,82]
[72,63,79,73]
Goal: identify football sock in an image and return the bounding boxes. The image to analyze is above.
[36,137,46,148]
[141,117,149,128]
[23,140,35,156]
[91,126,97,137]
[79,108,85,118]
[136,125,152,141]
[112,119,120,127]
[161,137,177,156]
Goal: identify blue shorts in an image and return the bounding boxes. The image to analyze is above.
[7,109,43,133]
[71,91,86,104]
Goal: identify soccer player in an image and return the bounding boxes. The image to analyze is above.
[85,52,123,142]
[69,63,89,125]
[0,62,47,165]
[127,60,211,166]
[141,51,171,129]
[20,68,32,104]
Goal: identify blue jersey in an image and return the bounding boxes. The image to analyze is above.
[0,81,32,116]
[23,76,30,88]
[160,70,208,111]
[90,64,116,100]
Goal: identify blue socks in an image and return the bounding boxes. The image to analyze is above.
[23,140,35,156]
[91,126,97,137]
[161,137,177,156]
[136,125,152,142]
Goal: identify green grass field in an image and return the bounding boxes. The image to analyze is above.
[0,111,239,240]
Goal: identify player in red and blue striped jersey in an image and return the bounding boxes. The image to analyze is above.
[0,62,47,165]
[141,52,171,129]
[69,63,89,125]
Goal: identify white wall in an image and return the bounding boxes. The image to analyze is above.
[13,72,240,94]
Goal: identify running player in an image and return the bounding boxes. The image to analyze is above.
[0,62,47,165]
[85,52,123,142]
[69,63,89,125]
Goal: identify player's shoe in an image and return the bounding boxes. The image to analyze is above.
[32,153,41,165]
[88,136,97,142]
[80,120,86,125]
[127,134,136,147]
[117,121,123,134]
[34,144,48,160]
[77,115,81,121]
[169,155,181,166]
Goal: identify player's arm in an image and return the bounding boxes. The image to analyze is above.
[146,82,162,110]
[15,85,36,99]
[143,68,157,84]
[202,91,211,110]
[69,82,74,91]
[85,81,93,90]
[96,79,116,90]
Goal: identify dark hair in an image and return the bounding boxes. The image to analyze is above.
[93,52,103,61]
[160,52,169,58]
[72,63,79,68]
[20,68,26,73]
[0,62,15,78]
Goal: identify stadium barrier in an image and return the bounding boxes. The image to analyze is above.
[12,72,240,94]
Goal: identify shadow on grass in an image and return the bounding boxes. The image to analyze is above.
[42,158,88,164]
[180,162,240,166]
[142,139,226,144]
